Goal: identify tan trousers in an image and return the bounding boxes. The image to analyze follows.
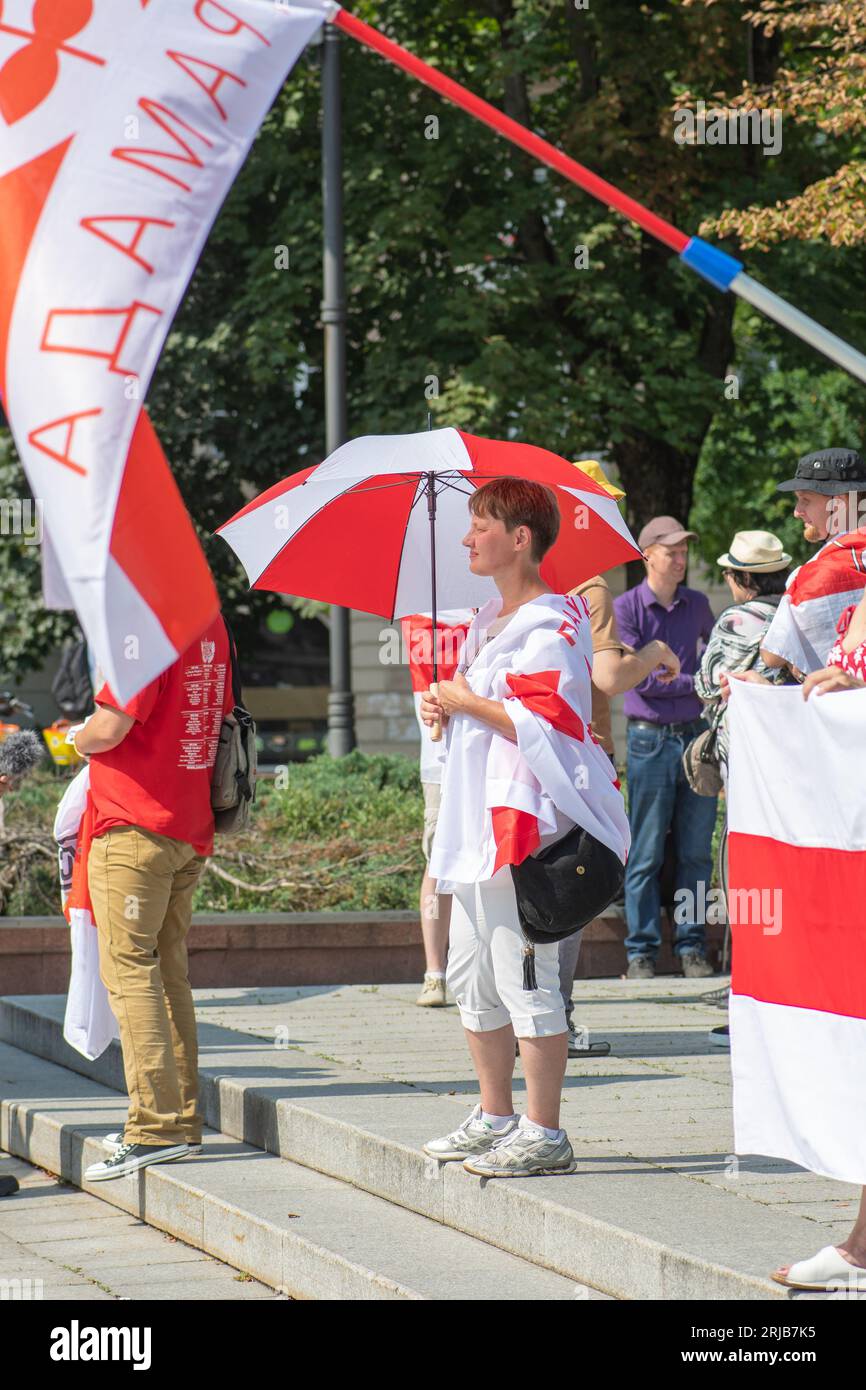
[87,826,205,1147]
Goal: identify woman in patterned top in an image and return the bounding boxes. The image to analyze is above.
[725,574,866,698]
[695,530,792,780]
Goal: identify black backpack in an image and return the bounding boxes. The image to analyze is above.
[52,640,93,720]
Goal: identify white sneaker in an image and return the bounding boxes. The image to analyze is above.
[416,974,447,1007]
[102,1131,202,1155]
[463,1116,576,1178]
[85,1142,190,1183]
[423,1103,518,1161]
[567,1020,611,1058]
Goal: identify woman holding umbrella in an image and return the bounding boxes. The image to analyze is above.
[420,478,630,1177]
[217,427,642,1176]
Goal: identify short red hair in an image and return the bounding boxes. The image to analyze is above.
[469,478,560,562]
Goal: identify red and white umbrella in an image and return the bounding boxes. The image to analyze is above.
[217,427,641,621]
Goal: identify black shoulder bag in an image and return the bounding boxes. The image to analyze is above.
[510,824,625,988]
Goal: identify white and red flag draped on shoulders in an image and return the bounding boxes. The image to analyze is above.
[761,531,866,675]
[0,0,329,701]
[428,593,630,890]
[727,679,866,1185]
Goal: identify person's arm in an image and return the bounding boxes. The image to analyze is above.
[592,641,680,695]
[584,582,680,692]
[802,667,866,698]
[758,589,797,672]
[759,646,789,670]
[695,608,747,703]
[73,704,135,756]
[626,664,696,701]
[719,669,772,703]
[0,775,9,797]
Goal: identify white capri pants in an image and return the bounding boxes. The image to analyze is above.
[446,866,567,1038]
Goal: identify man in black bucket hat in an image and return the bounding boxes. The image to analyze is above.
[761,447,866,678]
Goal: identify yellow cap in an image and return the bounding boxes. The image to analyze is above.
[573,458,625,500]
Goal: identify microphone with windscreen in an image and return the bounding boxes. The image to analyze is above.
[0,731,45,790]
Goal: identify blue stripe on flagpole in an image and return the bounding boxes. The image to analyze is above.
[679,237,743,292]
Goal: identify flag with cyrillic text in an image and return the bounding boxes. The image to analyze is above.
[0,0,328,700]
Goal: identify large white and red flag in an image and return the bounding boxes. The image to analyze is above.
[0,0,329,700]
[727,679,866,1185]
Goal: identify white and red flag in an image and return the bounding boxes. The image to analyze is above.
[54,765,117,1060]
[0,0,329,700]
[727,679,866,1185]
[401,609,474,782]
[761,531,866,675]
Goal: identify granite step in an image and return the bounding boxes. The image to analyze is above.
[0,993,816,1299]
[0,1040,600,1301]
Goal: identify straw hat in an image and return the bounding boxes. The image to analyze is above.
[716,530,791,573]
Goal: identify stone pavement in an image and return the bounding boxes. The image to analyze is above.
[192,976,861,1250]
[0,1151,284,1300]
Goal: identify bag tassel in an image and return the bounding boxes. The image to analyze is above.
[522,942,538,992]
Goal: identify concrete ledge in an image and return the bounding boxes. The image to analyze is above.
[0,994,791,1301]
[0,910,725,992]
[0,1040,589,1301]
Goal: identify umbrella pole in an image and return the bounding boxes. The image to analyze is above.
[427,469,443,743]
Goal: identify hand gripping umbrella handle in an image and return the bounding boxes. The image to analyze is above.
[429,682,443,743]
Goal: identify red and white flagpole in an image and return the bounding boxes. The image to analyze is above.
[332,7,687,253]
[328,5,866,387]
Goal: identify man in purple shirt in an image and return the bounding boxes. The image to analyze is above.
[613,516,717,980]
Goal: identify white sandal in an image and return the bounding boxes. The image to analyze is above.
[772,1245,866,1291]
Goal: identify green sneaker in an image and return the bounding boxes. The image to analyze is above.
[463,1117,576,1177]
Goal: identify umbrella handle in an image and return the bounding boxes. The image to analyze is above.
[428,681,443,743]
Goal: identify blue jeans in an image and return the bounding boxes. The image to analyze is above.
[624,720,717,961]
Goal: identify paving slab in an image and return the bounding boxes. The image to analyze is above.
[0,1042,598,1302]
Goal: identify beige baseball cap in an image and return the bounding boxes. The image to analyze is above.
[637,515,697,550]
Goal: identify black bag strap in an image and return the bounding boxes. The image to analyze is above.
[221,615,244,710]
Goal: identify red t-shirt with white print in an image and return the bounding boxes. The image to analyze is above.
[88,616,235,856]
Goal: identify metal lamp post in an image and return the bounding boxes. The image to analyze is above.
[321,22,356,755]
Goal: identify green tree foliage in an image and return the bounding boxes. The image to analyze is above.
[686,0,866,249]
[691,318,866,571]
